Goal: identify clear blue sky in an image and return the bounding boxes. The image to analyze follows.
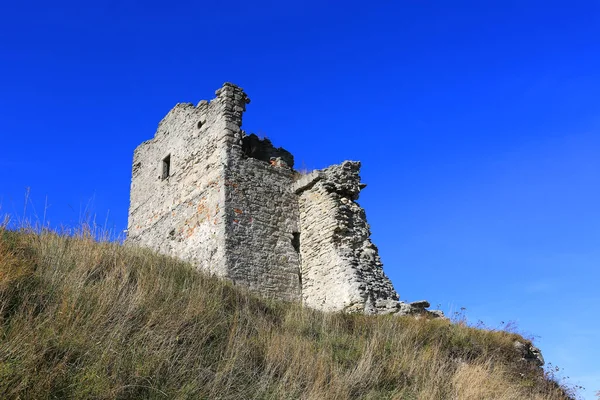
[1,1,599,397]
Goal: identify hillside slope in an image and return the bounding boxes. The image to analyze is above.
[0,229,572,399]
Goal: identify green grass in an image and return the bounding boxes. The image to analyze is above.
[0,228,574,399]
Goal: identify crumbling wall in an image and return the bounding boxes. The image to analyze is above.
[295,161,399,313]
[241,134,294,167]
[128,82,441,316]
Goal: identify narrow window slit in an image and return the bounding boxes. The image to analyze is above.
[161,154,171,179]
[291,232,300,253]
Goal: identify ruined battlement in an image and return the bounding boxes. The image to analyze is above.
[127,83,439,316]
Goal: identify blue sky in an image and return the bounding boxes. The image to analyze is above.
[1,1,599,397]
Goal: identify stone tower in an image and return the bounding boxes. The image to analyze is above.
[127,83,417,315]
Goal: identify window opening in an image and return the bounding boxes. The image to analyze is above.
[291,232,300,253]
[161,155,171,180]
[292,232,302,288]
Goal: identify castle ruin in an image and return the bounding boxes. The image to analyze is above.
[127,83,437,316]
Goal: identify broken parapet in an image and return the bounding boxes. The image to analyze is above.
[294,161,442,317]
[127,82,443,317]
[242,133,294,167]
[295,161,398,313]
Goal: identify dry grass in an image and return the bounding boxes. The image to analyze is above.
[0,227,574,399]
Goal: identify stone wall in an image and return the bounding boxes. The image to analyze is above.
[224,156,301,301]
[294,162,399,313]
[127,82,440,316]
[217,84,302,301]
[127,100,229,275]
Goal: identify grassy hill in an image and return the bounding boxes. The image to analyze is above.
[0,228,573,399]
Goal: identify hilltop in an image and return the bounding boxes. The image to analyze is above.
[0,228,573,399]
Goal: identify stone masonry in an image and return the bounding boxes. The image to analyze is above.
[127,83,440,316]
